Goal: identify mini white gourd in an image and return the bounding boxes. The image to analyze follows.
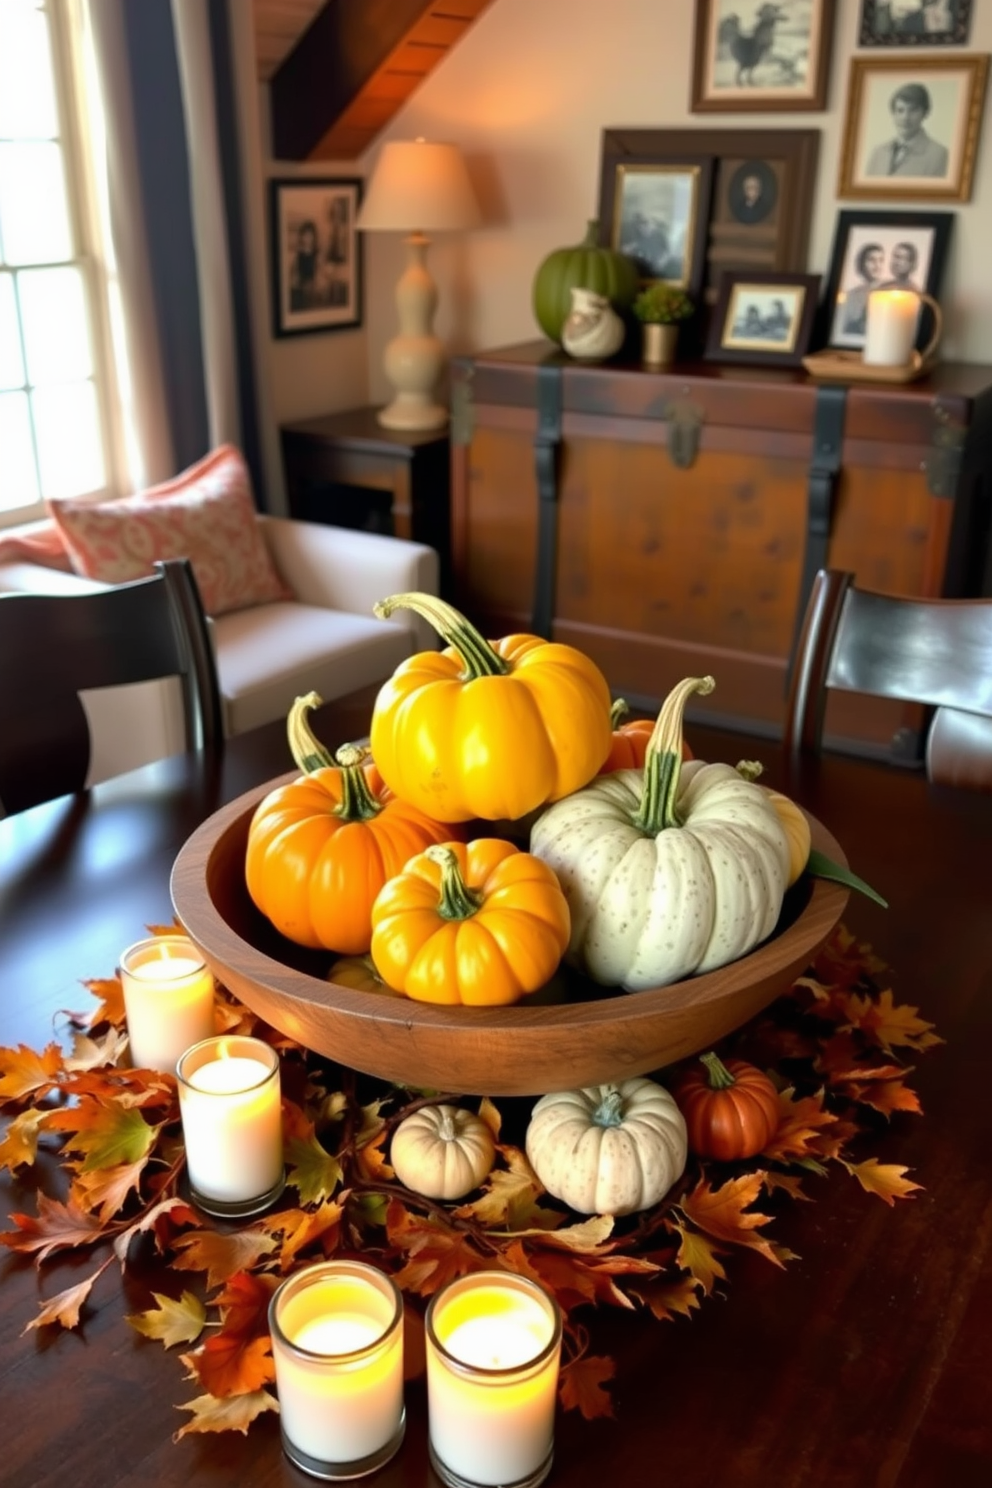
[390,1104,495,1200]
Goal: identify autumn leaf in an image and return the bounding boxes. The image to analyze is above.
[215,1270,278,1336]
[386,1200,486,1295]
[71,1157,148,1222]
[680,1173,782,1267]
[849,1079,922,1118]
[520,1214,617,1254]
[46,1099,158,1172]
[841,988,943,1053]
[23,1259,112,1333]
[285,1129,343,1204]
[478,1096,502,1141]
[761,1171,811,1201]
[266,1200,343,1270]
[630,1273,703,1322]
[840,1157,922,1205]
[128,1290,207,1348]
[760,1089,839,1164]
[673,1222,728,1297]
[113,1196,195,1265]
[558,1354,615,1420]
[0,1192,105,1262]
[170,1227,279,1290]
[184,1332,275,1398]
[453,1147,560,1231]
[173,1389,279,1441]
[0,1042,63,1104]
[355,1126,393,1184]
[0,1107,54,1171]
[63,1027,130,1072]
[81,974,126,1029]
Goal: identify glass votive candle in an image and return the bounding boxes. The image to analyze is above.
[269,1260,406,1481]
[425,1271,563,1488]
[176,1035,285,1218]
[120,935,216,1074]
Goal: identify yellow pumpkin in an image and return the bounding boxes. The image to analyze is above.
[370,838,571,1005]
[735,762,812,888]
[369,593,612,823]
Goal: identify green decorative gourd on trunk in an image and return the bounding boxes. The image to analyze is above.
[532,221,639,345]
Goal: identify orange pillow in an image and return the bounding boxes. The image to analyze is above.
[0,521,72,570]
[48,446,293,617]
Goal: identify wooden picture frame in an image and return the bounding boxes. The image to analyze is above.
[269,177,363,337]
[858,0,973,47]
[691,0,836,112]
[838,55,989,202]
[821,207,953,350]
[601,158,714,299]
[705,271,821,366]
[597,128,820,325]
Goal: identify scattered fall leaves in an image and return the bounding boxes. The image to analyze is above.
[0,923,938,1437]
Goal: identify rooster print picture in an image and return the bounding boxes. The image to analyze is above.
[691,0,836,113]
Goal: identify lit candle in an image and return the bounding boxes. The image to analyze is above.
[176,1035,284,1217]
[119,935,216,1073]
[863,289,920,367]
[426,1272,562,1488]
[269,1261,406,1481]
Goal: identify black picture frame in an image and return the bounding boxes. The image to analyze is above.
[269,177,363,338]
[821,208,953,350]
[705,271,822,367]
[692,0,836,112]
[859,0,973,47]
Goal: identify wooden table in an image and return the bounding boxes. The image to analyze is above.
[2,696,990,1488]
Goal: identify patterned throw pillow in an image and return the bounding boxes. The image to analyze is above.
[47,446,292,616]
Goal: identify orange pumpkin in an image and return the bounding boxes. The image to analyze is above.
[246,693,457,954]
[599,698,693,774]
[673,1051,780,1161]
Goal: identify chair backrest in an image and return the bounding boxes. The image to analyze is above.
[784,568,992,788]
[0,558,223,817]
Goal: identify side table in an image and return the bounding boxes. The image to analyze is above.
[280,406,451,592]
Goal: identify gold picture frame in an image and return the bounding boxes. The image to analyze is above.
[838,54,989,203]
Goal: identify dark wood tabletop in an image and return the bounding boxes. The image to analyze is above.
[2,692,990,1488]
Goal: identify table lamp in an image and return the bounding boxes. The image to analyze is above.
[357,138,479,431]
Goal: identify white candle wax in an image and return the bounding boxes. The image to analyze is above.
[176,1037,283,1211]
[427,1275,562,1488]
[120,935,216,1074]
[864,289,920,367]
[270,1264,405,1476]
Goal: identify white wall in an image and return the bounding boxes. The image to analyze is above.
[258,0,992,430]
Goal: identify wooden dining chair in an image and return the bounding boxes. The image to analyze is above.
[784,568,992,789]
[0,558,223,817]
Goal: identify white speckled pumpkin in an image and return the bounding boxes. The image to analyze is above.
[529,676,790,990]
[390,1104,495,1200]
[525,1077,687,1217]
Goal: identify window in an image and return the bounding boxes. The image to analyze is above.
[0,0,117,527]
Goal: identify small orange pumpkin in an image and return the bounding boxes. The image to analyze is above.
[599,698,692,774]
[673,1051,780,1161]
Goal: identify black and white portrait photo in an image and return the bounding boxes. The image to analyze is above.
[692,0,834,110]
[823,209,953,348]
[727,159,779,224]
[859,0,972,47]
[726,287,802,348]
[613,165,702,284]
[270,178,363,337]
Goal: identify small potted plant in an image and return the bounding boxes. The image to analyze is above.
[633,283,694,367]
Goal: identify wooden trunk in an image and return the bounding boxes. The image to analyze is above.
[450,341,992,759]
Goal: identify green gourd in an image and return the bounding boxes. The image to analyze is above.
[532,221,639,345]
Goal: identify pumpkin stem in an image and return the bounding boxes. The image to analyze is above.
[425,845,484,921]
[333,743,384,821]
[735,759,764,783]
[632,676,715,835]
[438,1108,457,1142]
[373,593,510,680]
[287,692,336,773]
[609,698,630,728]
[591,1085,625,1128]
[699,1051,737,1090]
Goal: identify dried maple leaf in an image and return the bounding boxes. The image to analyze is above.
[513,1214,616,1254]
[0,1107,54,1171]
[386,1200,486,1295]
[0,1042,63,1105]
[558,1354,615,1420]
[71,1156,148,1222]
[810,925,886,988]
[46,1099,159,1172]
[0,1192,105,1262]
[128,1290,207,1348]
[172,1388,278,1441]
[265,1200,344,1270]
[285,1129,343,1204]
[63,1028,129,1072]
[680,1173,782,1267]
[183,1331,275,1399]
[674,1222,728,1296]
[170,1227,279,1290]
[114,1196,194,1264]
[81,975,126,1029]
[761,1171,811,1201]
[355,1126,393,1183]
[630,1273,702,1322]
[453,1147,559,1231]
[23,1259,112,1333]
[214,1270,278,1336]
[842,989,943,1053]
[848,1078,922,1118]
[840,1156,922,1205]
[760,1089,839,1164]
[478,1096,502,1141]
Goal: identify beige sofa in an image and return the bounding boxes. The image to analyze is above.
[0,515,438,785]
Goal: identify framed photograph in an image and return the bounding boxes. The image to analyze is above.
[597,129,820,323]
[859,0,973,47]
[821,208,953,349]
[705,271,821,366]
[604,161,714,297]
[691,0,836,111]
[838,55,989,202]
[269,177,363,337]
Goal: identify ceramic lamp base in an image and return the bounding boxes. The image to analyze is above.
[377,394,448,430]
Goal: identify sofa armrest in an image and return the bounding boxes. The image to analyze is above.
[0,562,105,596]
[258,516,440,652]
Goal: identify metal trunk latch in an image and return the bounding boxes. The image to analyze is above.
[664,397,703,468]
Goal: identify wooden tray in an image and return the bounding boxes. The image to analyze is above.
[171,774,849,1096]
[802,348,935,383]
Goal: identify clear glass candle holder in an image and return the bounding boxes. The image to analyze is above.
[176,1035,285,1218]
[120,934,216,1074]
[425,1271,563,1488]
[269,1260,406,1481]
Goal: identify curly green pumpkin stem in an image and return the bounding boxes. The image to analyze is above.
[373,592,510,680]
[425,845,484,921]
[287,694,382,821]
[609,698,631,728]
[632,676,715,835]
[699,1051,737,1090]
[591,1085,625,1128]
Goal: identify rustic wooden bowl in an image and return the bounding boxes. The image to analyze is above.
[171,773,849,1096]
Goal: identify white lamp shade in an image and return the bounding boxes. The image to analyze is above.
[357,140,480,234]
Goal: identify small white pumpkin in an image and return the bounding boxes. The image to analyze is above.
[525,1077,687,1216]
[530,676,790,990]
[390,1104,495,1200]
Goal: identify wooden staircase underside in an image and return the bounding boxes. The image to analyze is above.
[262,0,494,161]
